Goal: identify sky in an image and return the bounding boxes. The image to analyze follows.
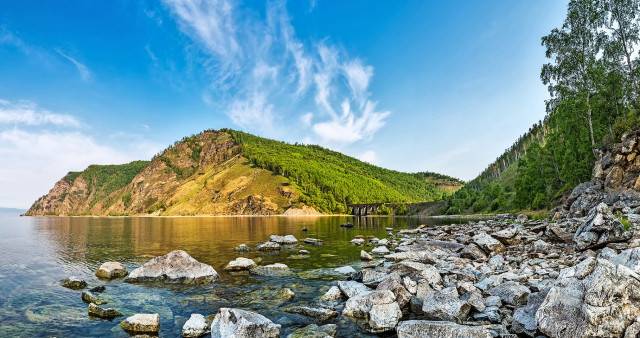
[0,0,569,209]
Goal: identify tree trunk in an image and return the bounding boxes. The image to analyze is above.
[586,95,595,147]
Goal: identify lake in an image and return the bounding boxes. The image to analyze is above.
[0,211,482,337]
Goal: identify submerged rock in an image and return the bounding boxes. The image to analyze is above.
[183,313,209,337]
[304,238,323,245]
[224,257,257,271]
[125,250,219,284]
[88,303,122,319]
[95,261,128,280]
[81,291,107,305]
[535,257,640,337]
[234,244,252,252]
[287,323,337,338]
[279,288,296,300]
[60,276,87,290]
[120,313,160,334]
[250,263,291,276]
[574,203,632,250]
[257,242,282,251]
[333,266,356,275]
[284,306,338,321]
[210,308,280,338]
[396,320,492,338]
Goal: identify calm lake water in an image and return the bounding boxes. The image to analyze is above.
[0,211,482,337]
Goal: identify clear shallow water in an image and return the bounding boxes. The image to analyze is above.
[0,212,482,337]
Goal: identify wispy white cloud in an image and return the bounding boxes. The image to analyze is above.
[300,112,313,126]
[162,0,390,143]
[54,48,92,82]
[0,100,81,127]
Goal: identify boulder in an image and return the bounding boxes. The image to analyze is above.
[472,234,506,255]
[535,257,640,337]
[59,276,87,290]
[376,276,412,309]
[250,263,291,276]
[487,281,530,306]
[421,287,470,322]
[284,306,338,321]
[337,281,372,298]
[512,289,549,337]
[574,203,632,251]
[320,286,343,301]
[257,242,282,251]
[333,266,356,275]
[183,313,209,337]
[492,227,520,245]
[473,306,501,324]
[342,290,402,333]
[126,250,219,284]
[279,288,295,300]
[88,303,122,319]
[460,244,488,262]
[224,257,257,271]
[371,246,390,256]
[120,313,160,334]
[210,308,280,338]
[396,320,492,338]
[95,261,128,280]
[360,250,373,261]
[351,238,365,246]
[269,234,298,245]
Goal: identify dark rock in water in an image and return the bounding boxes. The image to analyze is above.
[81,291,108,305]
[302,227,308,232]
[89,285,106,293]
[233,244,252,252]
[120,313,159,334]
[574,203,632,251]
[303,238,323,245]
[210,308,280,338]
[60,276,87,290]
[340,222,353,228]
[396,320,492,338]
[125,250,219,284]
[88,303,123,319]
[284,306,338,321]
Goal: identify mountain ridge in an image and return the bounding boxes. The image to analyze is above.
[26,129,462,216]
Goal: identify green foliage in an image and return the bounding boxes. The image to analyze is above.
[44,211,57,216]
[395,204,407,215]
[225,129,461,213]
[79,161,149,208]
[63,171,81,183]
[121,192,132,207]
[620,216,632,231]
[377,205,392,215]
[443,0,640,215]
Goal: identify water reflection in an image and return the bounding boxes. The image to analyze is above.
[0,213,486,337]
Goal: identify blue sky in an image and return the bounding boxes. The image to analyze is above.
[0,0,568,208]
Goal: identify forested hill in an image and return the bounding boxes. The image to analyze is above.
[26,129,462,216]
[442,0,640,215]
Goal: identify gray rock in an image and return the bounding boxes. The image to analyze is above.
[376,276,412,309]
[492,227,520,245]
[183,313,209,337]
[473,306,501,324]
[625,321,640,338]
[610,247,640,273]
[487,281,530,306]
[512,289,549,337]
[95,261,128,280]
[360,250,373,261]
[421,287,470,322]
[210,308,280,338]
[472,234,506,255]
[320,286,343,301]
[125,250,219,284]
[371,246,390,256]
[460,244,488,262]
[350,238,365,246]
[337,281,372,298]
[342,290,402,333]
[224,257,257,271]
[460,290,485,313]
[269,234,298,245]
[120,313,160,334]
[88,303,123,319]
[574,203,631,251]
[532,239,549,253]
[384,250,438,264]
[396,320,492,338]
[487,254,504,267]
[284,306,338,321]
[303,238,323,245]
[535,257,640,337]
[333,266,356,275]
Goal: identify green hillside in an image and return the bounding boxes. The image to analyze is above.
[227,129,462,213]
